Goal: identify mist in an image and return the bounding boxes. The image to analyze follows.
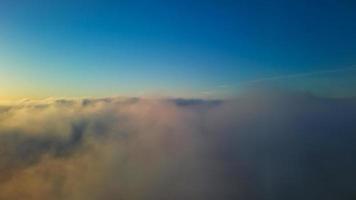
[0,89,355,200]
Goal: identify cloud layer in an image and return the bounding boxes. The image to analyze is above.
[0,90,356,200]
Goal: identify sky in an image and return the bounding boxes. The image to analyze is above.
[1,2,356,199]
[0,0,356,99]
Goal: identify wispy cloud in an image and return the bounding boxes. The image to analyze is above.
[242,66,356,85]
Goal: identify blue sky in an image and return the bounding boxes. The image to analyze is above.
[0,0,355,98]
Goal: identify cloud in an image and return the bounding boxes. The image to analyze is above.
[242,66,356,85]
[0,90,355,200]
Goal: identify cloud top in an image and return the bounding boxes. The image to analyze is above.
[0,90,356,200]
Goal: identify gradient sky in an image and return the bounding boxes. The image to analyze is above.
[0,0,355,99]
